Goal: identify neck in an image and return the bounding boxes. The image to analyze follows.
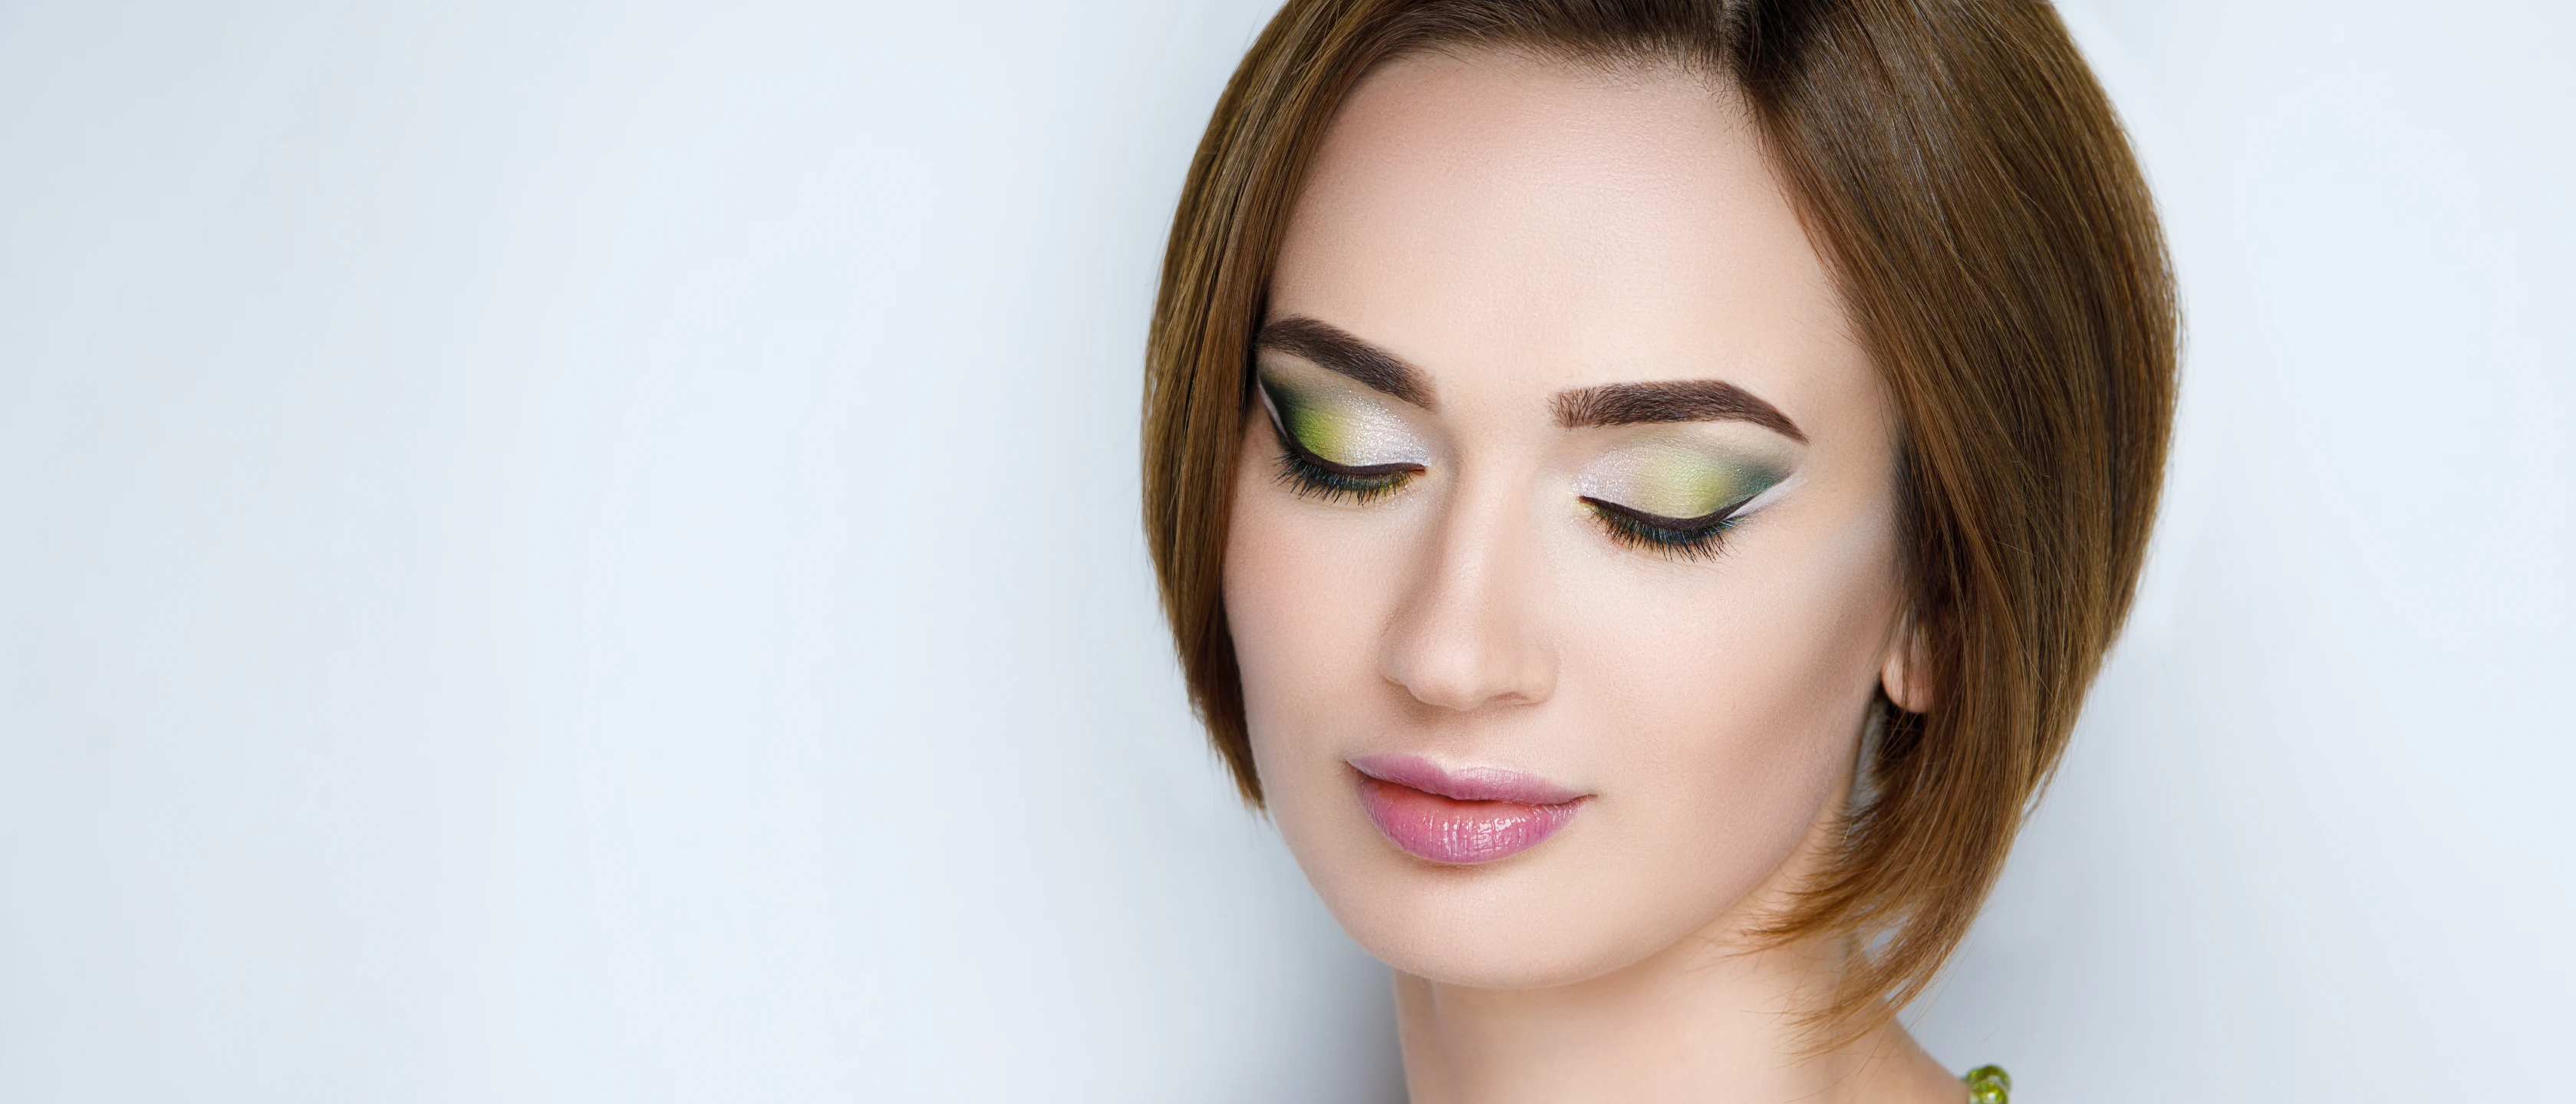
[1392,927,1958,1104]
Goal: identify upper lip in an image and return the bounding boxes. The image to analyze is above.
[1348,752,1586,806]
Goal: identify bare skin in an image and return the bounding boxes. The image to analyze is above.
[1390,786,1958,1104]
[1223,50,1962,1103]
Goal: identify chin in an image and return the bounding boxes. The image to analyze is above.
[1364,921,1648,991]
[1336,885,1638,989]
[1282,805,1754,990]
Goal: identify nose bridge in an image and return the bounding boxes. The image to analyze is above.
[1379,468,1557,713]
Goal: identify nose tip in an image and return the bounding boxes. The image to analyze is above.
[1383,634,1555,713]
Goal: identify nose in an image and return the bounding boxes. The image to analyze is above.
[1378,485,1558,713]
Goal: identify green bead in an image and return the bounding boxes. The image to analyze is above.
[1962,1064,2011,1104]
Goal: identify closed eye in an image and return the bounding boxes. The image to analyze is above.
[1263,382,1422,504]
[1580,495,1746,561]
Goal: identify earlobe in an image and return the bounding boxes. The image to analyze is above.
[1880,619,1934,714]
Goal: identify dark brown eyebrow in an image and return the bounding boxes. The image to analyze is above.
[1551,380,1807,443]
[1253,317,1435,409]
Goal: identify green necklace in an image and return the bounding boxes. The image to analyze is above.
[1962,1065,2011,1103]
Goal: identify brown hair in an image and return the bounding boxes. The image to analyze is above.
[1141,0,2175,1038]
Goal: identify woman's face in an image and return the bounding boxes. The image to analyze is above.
[1222,51,1915,989]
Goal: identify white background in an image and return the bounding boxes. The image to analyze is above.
[0,2,2565,1100]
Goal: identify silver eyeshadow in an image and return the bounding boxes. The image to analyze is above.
[1258,362,1434,470]
[1572,432,1796,521]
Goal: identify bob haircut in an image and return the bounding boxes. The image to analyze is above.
[1142,0,2176,1033]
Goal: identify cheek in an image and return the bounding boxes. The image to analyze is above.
[1220,430,1395,786]
[1563,505,1902,888]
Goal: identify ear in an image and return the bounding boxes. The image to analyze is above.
[1879,613,1934,714]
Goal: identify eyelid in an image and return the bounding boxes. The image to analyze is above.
[1573,436,1799,561]
[1574,436,1790,510]
[1580,470,1793,532]
[1271,407,1422,479]
[1259,377,1421,506]
[1580,494,1741,561]
[1581,495,1738,529]
[1257,371,1430,473]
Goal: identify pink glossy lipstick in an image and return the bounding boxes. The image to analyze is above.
[1349,753,1586,865]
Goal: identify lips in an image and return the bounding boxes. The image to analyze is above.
[1349,753,1586,865]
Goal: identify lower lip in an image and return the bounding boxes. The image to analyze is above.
[1354,774,1584,865]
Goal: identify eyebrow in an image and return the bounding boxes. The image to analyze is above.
[1253,317,1435,409]
[1552,380,1807,443]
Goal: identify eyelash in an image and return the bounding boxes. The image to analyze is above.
[1261,384,1421,505]
[1580,496,1746,562]
[1271,437,1420,504]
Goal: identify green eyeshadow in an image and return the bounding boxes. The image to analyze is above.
[1577,437,1787,520]
[1260,374,1429,469]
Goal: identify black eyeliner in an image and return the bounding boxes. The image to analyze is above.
[1580,495,1747,561]
[1259,375,1421,503]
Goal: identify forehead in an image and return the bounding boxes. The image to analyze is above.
[1270,50,1856,410]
